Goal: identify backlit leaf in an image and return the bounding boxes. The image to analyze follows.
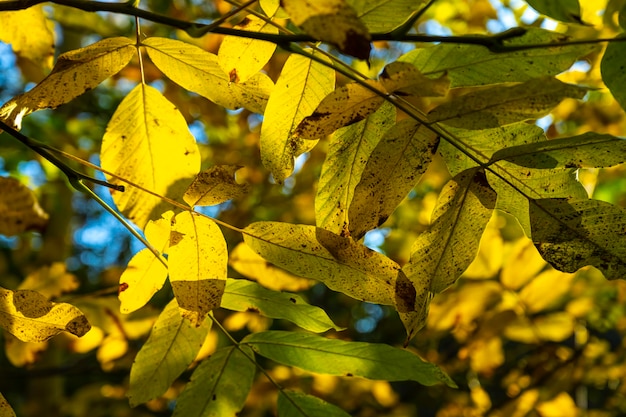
[401,169,496,339]
[282,0,371,59]
[0,287,90,342]
[169,212,227,325]
[172,345,256,417]
[505,312,575,343]
[316,101,396,235]
[260,51,334,182]
[428,77,587,129]
[349,119,439,240]
[347,0,425,32]
[128,299,211,406]
[243,330,456,387]
[519,268,574,313]
[218,15,278,83]
[221,278,343,333]
[229,242,313,292]
[243,221,414,310]
[0,5,54,71]
[144,37,273,114]
[601,37,626,112]
[379,62,450,97]
[490,132,626,169]
[0,37,135,128]
[19,262,79,298]
[400,28,593,87]
[278,391,351,417]
[183,165,250,207]
[0,177,48,236]
[101,84,200,229]
[118,249,168,314]
[295,80,386,140]
[526,0,583,23]
[529,198,626,279]
[0,393,15,417]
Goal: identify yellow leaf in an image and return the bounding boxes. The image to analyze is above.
[4,333,47,367]
[380,62,450,97]
[519,268,574,313]
[348,119,439,239]
[229,242,313,292]
[462,218,504,279]
[468,337,504,374]
[145,211,174,253]
[316,101,396,235]
[295,80,386,140]
[0,392,16,417]
[183,165,250,207]
[18,262,78,298]
[401,169,496,339]
[0,287,90,342]
[260,51,335,182]
[144,37,273,114]
[282,0,371,59]
[169,212,227,325]
[218,15,278,83]
[101,84,200,229]
[500,238,547,290]
[0,177,48,236]
[470,385,492,412]
[504,312,575,343]
[536,392,579,417]
[0,37,135,129]
[243,222,413,309]
[118,249,168,314]
[0,5,54,71]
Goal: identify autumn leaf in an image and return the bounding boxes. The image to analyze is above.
[0,37,135,129]
[18,262,79,298]
[0,5,54,71]
[101,83,200,229]
[379,61,450,97]
[347,0,426,33]
[0,393,15,417]
[183,165,250,207]
[0,287,90,342]
[168,212,228,325]
[282,0,371,60]
[0,177,48,236]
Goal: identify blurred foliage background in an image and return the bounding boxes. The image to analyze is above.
[1,0,626,416]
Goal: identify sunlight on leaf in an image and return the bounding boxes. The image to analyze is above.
[602,36,626,112]
[535,392,579,417]
[243,331,456,387]
[347,0,425,32]
[500,238,547,290]
[218,15,278,83]
[278,390,351,417]
[379,62,449,97]
[260,51,334,183]
[144,37,272,114]
[183,165,250,207]
[526,0,583,23]
[4,333,48,367]
[0,37,135,128]
[19,262,78,298]
[0,287,90,343]
[221,278,343,333]
[169,212,227,325]
[0,177,48,236]
[519,268,574,313]
[172,345,256,417]
[118,249,168,314]
[0,5,54,71]
[505,312,575,343]
[101,83,200,229]
[128,299,211,407]
[428,77,587,129]
[316,101,396,235]
[0,393,15,417]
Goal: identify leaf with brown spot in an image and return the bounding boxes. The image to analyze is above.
[380,61,450,97]
[183,165,250,207]
[0,177,48,236]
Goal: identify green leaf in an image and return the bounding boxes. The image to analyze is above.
[101,84,200,229]
[218,15,278,83]
[295,80,386,140]
[530,198,626,280]
[400,169,496,339]
[0,287,90,343]
[400,28,593,87]
[0,37,135,128]
[169,212,228,325]
[0,177,48,236]
[260,51,335,183]
[379,62,450,97]
[242,222,414,310]
[221,278,344,333]
[278,391,351,417]
[128,299,211,407]
[346,0,425,32]
[490,132,626,169]
[428,77,587,129]
[0,392,16,417]
[172,345,256,417]
[183,165,250,207]
[282,0,371,59]
[316,101,396,235]
[243,330,456,387]
[526,0,583,23]
[349,119,439,240]
[601,36,626,112]
[143,37,273,114]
